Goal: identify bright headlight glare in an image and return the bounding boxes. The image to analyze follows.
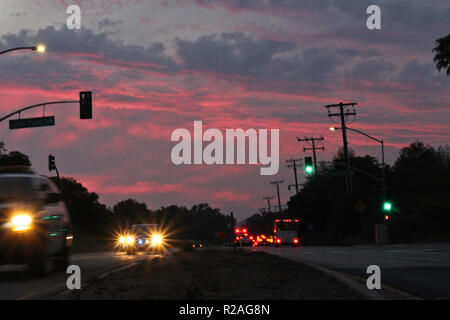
[11,214,32,231]
[119,236,126,244]
[152,234,163,245]
[126,236,135,244]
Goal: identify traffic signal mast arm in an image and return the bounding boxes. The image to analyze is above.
[0,91,92,124]
[0,101,78,123]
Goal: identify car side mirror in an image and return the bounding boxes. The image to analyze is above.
[45,192,62,204]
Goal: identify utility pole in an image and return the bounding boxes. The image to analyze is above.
[325,102,358,196]
[262,196,274,213]
[286,159,301,195]
[270,180,284,213]
[230,212,236,249]
[297,137,325,177]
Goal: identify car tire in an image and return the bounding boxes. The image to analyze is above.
[54,245,69,272]
[28,250,48,278]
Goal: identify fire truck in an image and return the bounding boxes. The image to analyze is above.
[273,219,300,247]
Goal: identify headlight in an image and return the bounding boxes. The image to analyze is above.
[119,236,126,244]
[11,214,32,231]
[151,234,163,246]
[126,236,135,244]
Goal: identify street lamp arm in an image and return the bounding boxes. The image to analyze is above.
[0,100,79,123]
[335,126,383,144]
[0,46,37,55]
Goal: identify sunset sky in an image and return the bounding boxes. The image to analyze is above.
[0,0,449,220]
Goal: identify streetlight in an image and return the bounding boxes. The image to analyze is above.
[0,44,46,56]
[35,45,46,53]
[330,126,386,197]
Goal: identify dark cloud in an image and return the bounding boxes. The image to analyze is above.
[176,32,356,87]
[0,26,178,72]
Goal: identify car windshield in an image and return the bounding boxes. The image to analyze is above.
[0,177,35,202]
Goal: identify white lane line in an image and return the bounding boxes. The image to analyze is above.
[98,262,140,279]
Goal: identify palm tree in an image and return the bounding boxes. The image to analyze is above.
[433,34,450,75]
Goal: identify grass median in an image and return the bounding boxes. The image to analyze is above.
[56,248,363,300]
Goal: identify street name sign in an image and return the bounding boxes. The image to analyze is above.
[9,116,55,130]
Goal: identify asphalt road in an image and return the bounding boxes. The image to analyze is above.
[253,243,450,299]
[0,251,157,300]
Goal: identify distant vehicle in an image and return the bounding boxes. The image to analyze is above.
[274,219,300,247]
[192,240,204,248]
[118,224,164,255]
[0,167,72,276]
[256,234,273,246]
[234,226,253,246]
[234,235,253,247]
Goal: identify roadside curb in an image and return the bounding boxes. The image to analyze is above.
[253,249,420,300]
[299,261,386,300]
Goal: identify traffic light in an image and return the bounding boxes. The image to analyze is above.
[48,154,56,172]
[80,91,92,119]
[384,214,389,221]
[383,201,392,212]
[304,156,314,174]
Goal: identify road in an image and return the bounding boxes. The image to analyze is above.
[253,243,450,299]
[0,251,156,300]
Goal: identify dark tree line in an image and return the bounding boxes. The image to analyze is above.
[0,144,232,243]
[279,141,450,244]
[54,178,231,244]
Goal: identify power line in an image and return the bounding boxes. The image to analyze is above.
[324,102,358,196]
[270,180,284,213]
[262,196,274,213]
[286,158,302,195]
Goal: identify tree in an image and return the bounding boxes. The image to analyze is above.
[113,198,149,227]
[433,34,450,75]
[0,142,31,167]
[53,177,112,234]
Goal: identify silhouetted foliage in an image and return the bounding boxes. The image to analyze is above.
[285,141,450,244]
[433,34,450,75]
[0,149,31,167]
[51,177,112,235]
[113,198,149,228]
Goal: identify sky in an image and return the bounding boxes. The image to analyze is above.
[0,0,449,221]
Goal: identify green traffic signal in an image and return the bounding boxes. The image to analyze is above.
[304,156,314,175]
[383,201,392,212]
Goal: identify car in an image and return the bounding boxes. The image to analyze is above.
[118,224,164,255]
[192,240,204,248]
[234,236,253,247]
[0,166,72,277]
